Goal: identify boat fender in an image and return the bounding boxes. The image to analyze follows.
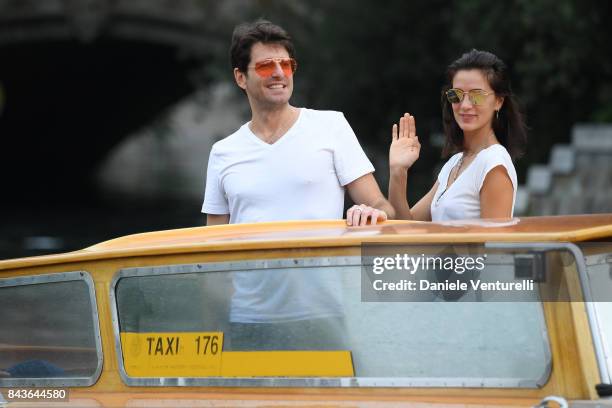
[596,383,612,397]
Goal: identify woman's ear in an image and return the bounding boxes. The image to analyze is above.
[495,95,505,112]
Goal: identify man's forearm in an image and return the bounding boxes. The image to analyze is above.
[206,214,230,225]
[371,196,396,220]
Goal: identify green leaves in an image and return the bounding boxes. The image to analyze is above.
[217,0,612,193]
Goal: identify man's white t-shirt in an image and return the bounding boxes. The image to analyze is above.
[202,107,374,323]
[430,144,517,221]
[203,108,374,224]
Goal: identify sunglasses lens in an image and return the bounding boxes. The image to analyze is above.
[446,89,463,104]
[254,60,276,77]
[279,59,297,76]
[469,91,486,105]
[253,58,297,78]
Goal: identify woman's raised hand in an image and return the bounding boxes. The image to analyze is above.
[389,113,421,170]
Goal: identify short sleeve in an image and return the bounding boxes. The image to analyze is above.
[202,145,229,214]
[476,146,518,192]
[331,113,375,186]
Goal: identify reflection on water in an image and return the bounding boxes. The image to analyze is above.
[0,202,201,260]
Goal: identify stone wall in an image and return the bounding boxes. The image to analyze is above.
[516,124,612,216]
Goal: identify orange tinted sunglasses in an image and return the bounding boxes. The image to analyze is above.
[249,58,297,78]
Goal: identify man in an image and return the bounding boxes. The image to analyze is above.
[203,20,393,227]
[202,20,393,349]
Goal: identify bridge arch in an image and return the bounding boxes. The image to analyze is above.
[0,0,232,202]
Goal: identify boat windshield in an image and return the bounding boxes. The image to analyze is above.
[111,243,590,388]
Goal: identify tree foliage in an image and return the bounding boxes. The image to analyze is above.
[230,0,612,198]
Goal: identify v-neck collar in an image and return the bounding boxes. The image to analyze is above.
[444,144,498,190]
[244,108,303,148]
[435,144,499,206]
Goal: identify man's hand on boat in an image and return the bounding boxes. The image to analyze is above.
[346,204,388,226]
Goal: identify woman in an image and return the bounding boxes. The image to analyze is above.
[349,49,526,223]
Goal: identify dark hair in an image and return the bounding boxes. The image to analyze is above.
[441,49,527,160]
[230,20,295,74]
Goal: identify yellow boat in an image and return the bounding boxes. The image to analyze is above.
[1,214,612,407]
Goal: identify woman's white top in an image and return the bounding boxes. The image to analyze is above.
[430,144,517,222]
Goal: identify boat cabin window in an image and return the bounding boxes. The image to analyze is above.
[0,272,102,387]
[113,247,557,387]
[581,243,612,384]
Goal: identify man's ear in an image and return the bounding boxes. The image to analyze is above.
[234,68,247,90]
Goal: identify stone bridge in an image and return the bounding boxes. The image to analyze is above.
[0,0,241,202]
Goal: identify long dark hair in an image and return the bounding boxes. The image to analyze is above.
[441,49,527,160]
